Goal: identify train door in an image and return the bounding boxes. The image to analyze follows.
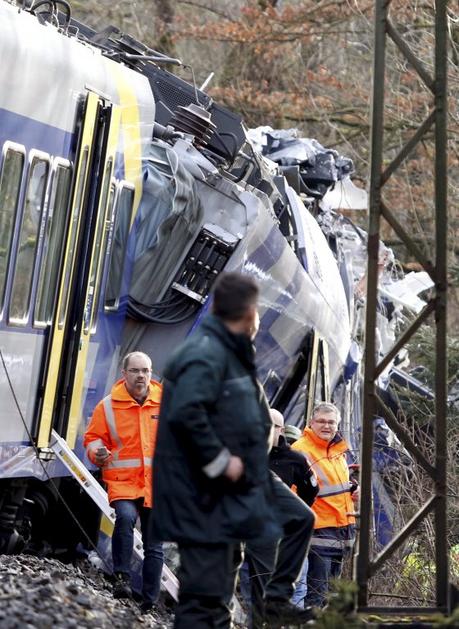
[271,330,331,425]
[35,91,120,450]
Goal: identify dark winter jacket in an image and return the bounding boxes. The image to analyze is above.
[151,314,282,544]
[269,435,319,506]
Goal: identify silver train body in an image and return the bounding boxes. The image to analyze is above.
[0,0,351,554]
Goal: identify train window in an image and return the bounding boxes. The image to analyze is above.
[58,148,89,328]
[83,160,114,334]
[34,161,72,326]
[314,368,323,404]
[309,337,331,410]
[319,339,330,401]
[0,144,24,314]
[305,330,320,422]
[104,182,134,311]
[9,152,50,325]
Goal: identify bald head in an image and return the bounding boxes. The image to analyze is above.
[270,409,284,428]
[122,351,152,371]
[270,409,284,446]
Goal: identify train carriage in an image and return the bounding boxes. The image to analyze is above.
[0,0,353,561]
[0,1,155,469]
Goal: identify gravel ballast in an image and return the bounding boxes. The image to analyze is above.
[0,554,174,629]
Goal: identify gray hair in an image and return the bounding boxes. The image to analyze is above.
[311,402,341,425]
[122,351,152,370]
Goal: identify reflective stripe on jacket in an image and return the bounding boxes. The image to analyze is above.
[292,427,355,531]
[83,379,162,507]
[309,525,355,554]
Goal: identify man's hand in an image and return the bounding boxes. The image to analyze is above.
[94,446,111,467]
[351,485,360,504]
[223,456,244,482]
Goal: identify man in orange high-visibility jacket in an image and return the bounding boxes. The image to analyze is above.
[84,351,163,614]
[292,402,358,608]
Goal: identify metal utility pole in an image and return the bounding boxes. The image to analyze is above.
[355,0,450,615]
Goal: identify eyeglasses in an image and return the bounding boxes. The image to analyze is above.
[312,419,337,426]
[127,368,151,375]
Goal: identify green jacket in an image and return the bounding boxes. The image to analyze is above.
[152,314,281,544]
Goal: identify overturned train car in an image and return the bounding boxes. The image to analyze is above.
[0,0,352,557]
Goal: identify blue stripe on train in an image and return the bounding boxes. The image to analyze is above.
[0,107,127,181]
[0,107,73,156]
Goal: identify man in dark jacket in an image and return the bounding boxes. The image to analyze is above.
[152,272,314,629]
[269,410,318,609]
[245,410,318,624]
[269,410,318,507]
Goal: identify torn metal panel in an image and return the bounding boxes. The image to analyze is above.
[248,126,354,199]
[380,271,434,314]
[321,177,368,212]
[122,132,353,414]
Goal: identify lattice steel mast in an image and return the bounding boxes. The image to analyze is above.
[355,0,450,615]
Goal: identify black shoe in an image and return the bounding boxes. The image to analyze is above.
[113,572,132,599]
[252,606,266,629]
[139,601,154,615]
[264,600,315,627]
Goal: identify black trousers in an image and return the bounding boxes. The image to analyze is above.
[174,542,242,629]
[174,477,313,629]
[245,475,315,618]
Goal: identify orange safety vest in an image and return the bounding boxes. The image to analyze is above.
[292,427,355,531]
[83,379,162,508]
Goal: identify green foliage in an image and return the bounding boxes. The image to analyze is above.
[431,605,459,627]
[405,324,459,392]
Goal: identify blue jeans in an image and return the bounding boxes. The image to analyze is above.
[291,557,308,608]
[239,560,252,607]
[304,548,343,608]
[112,499,164,604]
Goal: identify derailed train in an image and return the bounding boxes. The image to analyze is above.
[0,0,410,560]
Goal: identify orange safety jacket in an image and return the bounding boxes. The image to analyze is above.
[292,427,355,551]
[83,379,162,508]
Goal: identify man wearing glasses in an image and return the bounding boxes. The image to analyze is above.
[84,351,163,614]
[292,402,358,608]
